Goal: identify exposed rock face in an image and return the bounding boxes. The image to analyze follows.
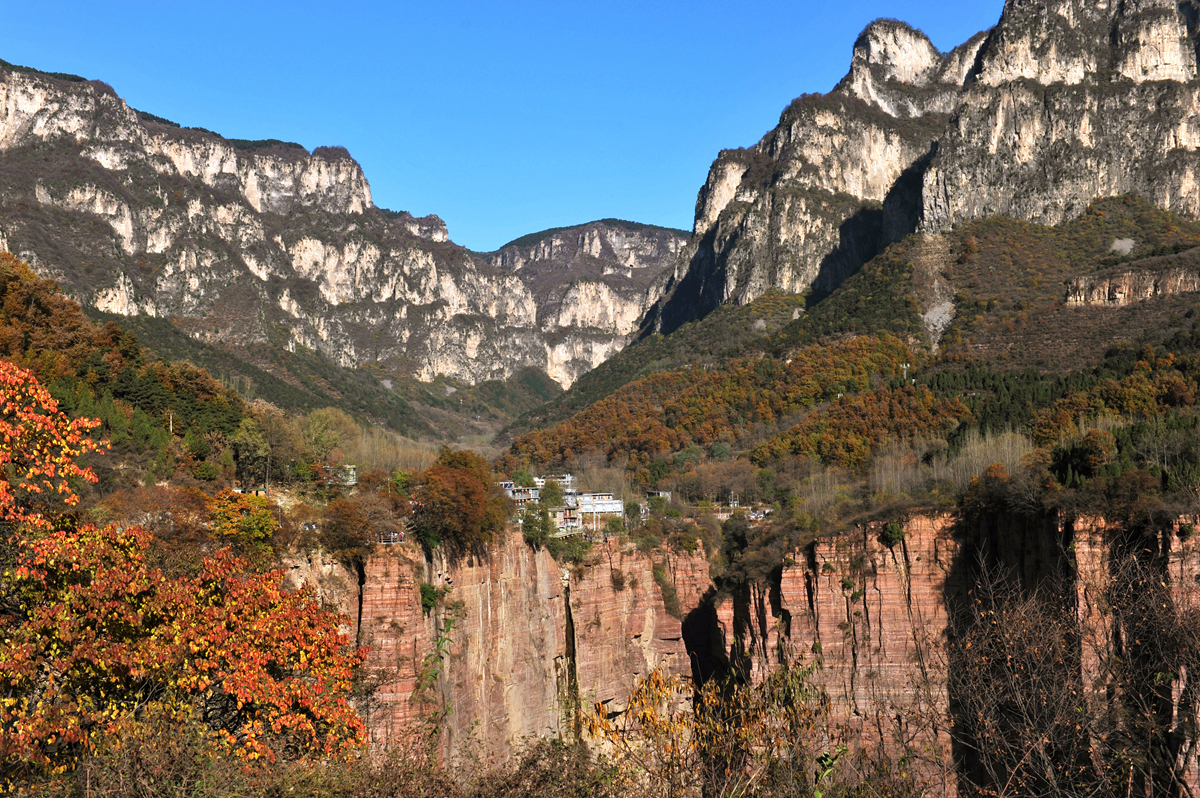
[651,0,1200,334]
[694,513,1200,791]
[646,20,963,332]
[1065,246,1200,305]
[915,0,1200,231]
[486,221,688,386]
[0,67,685,388]
[1067,266,1200,305]
[294,513,1200,793]
[694,516,960,785]
[297,532,708,762]
[839,22,983,119]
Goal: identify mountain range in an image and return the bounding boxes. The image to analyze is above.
[9,0,1200,426]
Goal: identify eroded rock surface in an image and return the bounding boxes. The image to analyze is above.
[293,511,1200,795]
[650,0,1200,334]
[0,68,686,388]
[296,532,707,762]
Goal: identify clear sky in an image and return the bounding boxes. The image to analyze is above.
[6,1,1005,252]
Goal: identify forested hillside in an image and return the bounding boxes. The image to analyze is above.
[503,197,1200,536]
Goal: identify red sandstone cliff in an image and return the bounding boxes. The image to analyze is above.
[285,518,971,775]
[286,514,1200,793]
[705,516,959,791]
[288,531,710,763]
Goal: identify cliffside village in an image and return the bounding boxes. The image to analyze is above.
[370,473,768,545]
[496,475,768,537]
[497,475,627,534]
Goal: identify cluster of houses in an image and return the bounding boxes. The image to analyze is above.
[353,472,771,548]
[497,474,626,534]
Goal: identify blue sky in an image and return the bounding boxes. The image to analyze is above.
[7,1,1005,251]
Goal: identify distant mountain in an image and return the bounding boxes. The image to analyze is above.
[0,63,687,391]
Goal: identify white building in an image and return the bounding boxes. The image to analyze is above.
[498,481,540,509]
[534,474,575,492]
[578,493,624,515]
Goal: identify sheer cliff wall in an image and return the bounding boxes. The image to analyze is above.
[650,0,1200,334]
[287,531,711,762]
[289,512,1200,791]
[286,517,992,766]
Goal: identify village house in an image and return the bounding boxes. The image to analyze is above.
[500,476,628,532]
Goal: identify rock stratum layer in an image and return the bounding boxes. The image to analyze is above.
[649,0,1200,333]
[289,515,1200,792]
[1065,245,1200,305]
[0,67,687,388]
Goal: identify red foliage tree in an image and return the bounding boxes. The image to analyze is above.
[0,359,105,531]
[411,447,508,553]
[0,362,365,782]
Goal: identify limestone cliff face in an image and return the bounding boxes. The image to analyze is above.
[693,513,1200,790]
[1067,266,1200,305]
[691,516,960,778]
[292,517,977,769]
[0,67,682,388]
[1063,245,1200,305]
[291,519,971,764]
[486,221,688,386]
[648,21,961,332]
[654,0,1200,334]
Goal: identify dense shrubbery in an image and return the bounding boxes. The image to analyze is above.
[0,253,243,442]
[0,256,445,496]
[772,238,926,351]
[750,384,971,469]
[0,363,365,789]
[585,661,935,798]
[507,290,807,437]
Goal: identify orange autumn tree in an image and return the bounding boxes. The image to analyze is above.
[0,357,106,532]
[0,361,366,783]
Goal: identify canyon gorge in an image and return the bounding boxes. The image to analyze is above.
[11,0,1200,791]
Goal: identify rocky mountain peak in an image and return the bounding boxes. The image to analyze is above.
[851,20,942,86]
[648,0,1200,335]
[488,219,686,276]
[837,20,982,118]
[0,68,375,219]
[484,221,689,383]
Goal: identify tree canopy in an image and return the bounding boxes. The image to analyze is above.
[0,361,366,784]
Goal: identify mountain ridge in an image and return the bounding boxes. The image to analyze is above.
[0,63,687,393]
[644,0,1200,338]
